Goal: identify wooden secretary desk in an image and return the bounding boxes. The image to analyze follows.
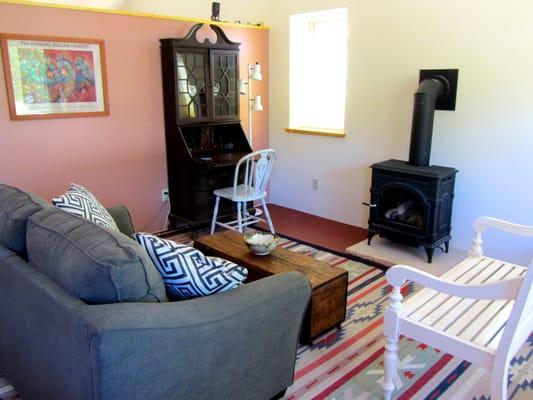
[160,24,251,230]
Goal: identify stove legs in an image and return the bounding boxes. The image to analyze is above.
[368,229,450,264]
[426,240,449,262]
[424,246,434,263]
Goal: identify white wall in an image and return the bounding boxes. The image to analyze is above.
[120,0,533,264]
[266,0,533,264]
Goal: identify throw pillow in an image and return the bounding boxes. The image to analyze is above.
[52,183,119,231]
[135,233,248,299]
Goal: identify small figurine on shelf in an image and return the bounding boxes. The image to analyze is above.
[211,2,220,21]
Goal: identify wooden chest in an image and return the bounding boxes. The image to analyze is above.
[195,231,348,342]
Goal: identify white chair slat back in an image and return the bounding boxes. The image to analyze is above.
[233,149,276,199]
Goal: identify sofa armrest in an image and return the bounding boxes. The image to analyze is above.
[80,272,311,400]
[106,205,135,236]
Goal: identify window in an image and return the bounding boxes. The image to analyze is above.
[288,8,348,137]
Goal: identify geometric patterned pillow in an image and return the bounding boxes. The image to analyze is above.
[134,233,248,300]
[52,183,119,232]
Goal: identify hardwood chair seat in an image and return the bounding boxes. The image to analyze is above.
[402,256,526,353]
[214,185,267,202]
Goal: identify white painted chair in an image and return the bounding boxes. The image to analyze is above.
[210,149,276,234]
[383,217,533,400]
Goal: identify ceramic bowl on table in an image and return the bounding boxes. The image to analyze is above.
[243,232,279,256]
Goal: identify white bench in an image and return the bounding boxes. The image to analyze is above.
[382,217,533,400]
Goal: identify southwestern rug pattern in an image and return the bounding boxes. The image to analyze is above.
[0,235,531,400]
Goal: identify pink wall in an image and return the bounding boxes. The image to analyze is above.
[0,2,269,231]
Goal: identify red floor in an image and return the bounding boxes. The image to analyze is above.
[258,204,368,254]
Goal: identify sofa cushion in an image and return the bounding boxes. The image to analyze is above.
[52,183,119,232]
[135,233,247,300]
[27,208,167,304]
[0,184,49,255]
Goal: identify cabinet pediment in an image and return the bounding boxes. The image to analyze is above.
[160,23,240,51]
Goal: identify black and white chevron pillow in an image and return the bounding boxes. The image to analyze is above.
[52,183,119,232]
[135,233,248,299]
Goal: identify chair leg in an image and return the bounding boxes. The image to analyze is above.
[490,359,509,400]
[237,201,243,233]
[261,198,275,234]
[383,335,399,400]
[210,196,220,235]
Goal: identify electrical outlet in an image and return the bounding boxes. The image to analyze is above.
[161,189,169,202]
[312,179,318,190]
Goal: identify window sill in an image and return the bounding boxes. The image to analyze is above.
[285,127,345,138]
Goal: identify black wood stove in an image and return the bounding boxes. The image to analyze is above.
[366,69,459,263]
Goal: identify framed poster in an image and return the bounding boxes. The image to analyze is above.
[0,33,109,120]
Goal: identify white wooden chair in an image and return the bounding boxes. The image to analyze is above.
[210,149,276,234]
[383,217,533,400]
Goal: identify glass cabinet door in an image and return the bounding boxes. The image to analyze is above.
[175,50,209,121]
[211,51,239,120]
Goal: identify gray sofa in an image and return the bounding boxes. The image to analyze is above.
[0,184,311,400]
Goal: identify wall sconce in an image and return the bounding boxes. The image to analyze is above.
[252,95,263,111]
[240,62,263,147]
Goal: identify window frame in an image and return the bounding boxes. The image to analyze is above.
[287,8,348,138]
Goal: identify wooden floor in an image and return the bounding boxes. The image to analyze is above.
[165,203,368,256]
[258,204,368,254]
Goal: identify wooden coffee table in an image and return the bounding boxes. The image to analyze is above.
[194,230,348,342]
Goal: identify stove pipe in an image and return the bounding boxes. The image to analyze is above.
[408,76,449,166]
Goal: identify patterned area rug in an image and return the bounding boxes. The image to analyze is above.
[1,234,531,400]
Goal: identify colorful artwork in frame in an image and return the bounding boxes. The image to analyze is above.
[0,33,109,120]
